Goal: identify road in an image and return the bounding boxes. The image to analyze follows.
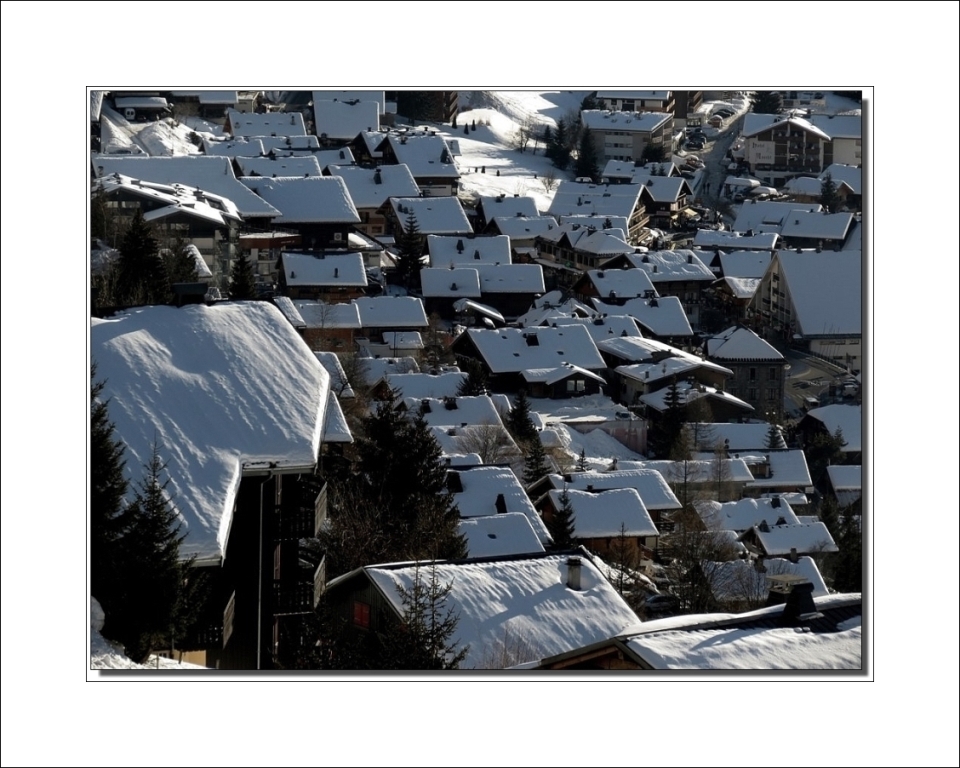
[782,347,852,419]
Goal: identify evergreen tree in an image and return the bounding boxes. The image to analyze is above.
[378,561,468,670]
[229,255,257,300]
[576,447,589,472]
[575,128,600,181]
[648,377,684,458]
[549,487,577,549]
[641,143,666,164]
[764,422,786,451]
[396,211,425,290]
[806,427,847,487]
[819,172,842,213]
[580,93,600,112]
[832,499,862,593]
[547,118,571,170]
[106,440,206,663]
[506,389,537,444]
[752,91,783,114]
[163,245,201,289]
[522,437,549,488]
[90,363,129,617]
[456,357,489,397]
[116,209,167,306]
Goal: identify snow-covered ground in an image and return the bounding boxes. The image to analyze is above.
[90,599,207,670]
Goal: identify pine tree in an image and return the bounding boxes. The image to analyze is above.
[648,377,684,458]
[547,118,571,170]
[522,437,549,488]
[116,209,167,306]
[549,487,577,549]
[575,128,600,181]
[229,255,257,300]
[832,499,862,593]
[106,440,206,663]
[641,143,666,164]
[576,447,589,472]
[752,91,783,114]
[506,389,537,444]
[163,245,201,288]
[379,561,468,670]
[90,363,129,617]
[456,357,489,397]
[396,211,425,290]
[819,172,842,213]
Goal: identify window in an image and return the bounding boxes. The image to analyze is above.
[768,367,778,381]
[767,388,778,400]
[353,601,371,629]
[748,388,757,401]
[749,367,757,381]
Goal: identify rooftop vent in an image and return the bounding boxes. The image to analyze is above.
[566,557,582,591]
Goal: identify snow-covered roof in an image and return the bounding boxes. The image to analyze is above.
[595,334,677,363]
[581,109,672,133]
[356,356,419,386]
[596,90,671,101]
[379,371,467,400]
[93,173,243,228]
[459,514,546,558]
[805,404,862,452]
[775,250,861,337]
[382,331,423,350]
[549,488,658,538]
[780,211,854,241]
[702,556,828,602]
[201,137,266,158]
[733,200,823,234]
[808,113,862,139]
[613,250,715,282]
[640,381,755,415]
[390,197,472,234]
[820,163,862,195]
[585,268,655,299]
[642,457,755,484]
[548,182,643,220]
[616,355,733,385]
[477,264,545,294]
[383,133,460,179]
[544,470,681,511]
[294,300,362,329]
[622,594,861,669]
[114,96,170,110]
[240,175,360,224]
[489,215,557,239]
[687,422,786,452]
[742,522,838,555]
[718,250,771,279]
[744,450,813,490]
[313,99,380,141]
[406,395,504,427]
[479,194,540,219]
[722,276,762,300]
[783,176,824,196]
[696,497,801,532]
[427,234,512,266]
[522,364,607,386]
[169,90,238,105]
[362,552,639,669]
[322,390,353,444]
[273,296,306,328]
[693,230,779,251]
[827,464,861,491]
[312,90,385,113]
[279,252,367,287]
[420,267,482,298]
[257,135,322,153]
[93,156,281,218]
[236,155,322,177]
[545,314,644,343]
[462,326,606,374]
[353,296,429,329]
[450,466,551,545]
[634,176,692,203]
[591,296,694,337]
[91,303,329,563]
[314,351,355,398]
[226,109,307,138]
[313,147,356,168]
[706,325,784,361]
[327,164,419,209]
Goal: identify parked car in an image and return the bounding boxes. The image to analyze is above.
[685,139,706,150]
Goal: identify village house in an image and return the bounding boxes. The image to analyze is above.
[547,181,650,244]
[312,97,381,146]
[704,325,787,419]
[474,194,540,232]
[326,164,420,237]
[275,251,368,302]
[580,110,675,164]
[375,130,460,196]
[740,114,834,186]
[225,109,307,139]
[590,295,694,343]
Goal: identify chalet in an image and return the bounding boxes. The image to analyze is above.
[639,379,755,424]
[740,114,833,185]
[711,250,773,322]
[474,194,540,231]
[239,175,360,249]
[542,488,659,559]
[353,295,430,344]
[520,363,607,399]
[580,110,674,165]
[749,250,861,370]
[634,176,694,228]
[571,268,656,306]
[376,131,460,196]
[451,326,606,393]
[809,114,862,167]
[695,496,801,533]
[591,295,694,342]
[615,355,732,408]
[738,449,814,497]
[536,223,636,278]
[704,325,786,419]
[326,164,420,237]
[534,591,861,670]
[826,465,862,509]
[798,404,862,462]
[276,251,367,302]
[486,215,557,252]
[322,549,640,669]
[236,231,302,290]
[739,520,838,559]
[312,98,380,146]
[547,182,650,243]
[225,109,307,138]
[387,197,472,238]
[91,302,348,669]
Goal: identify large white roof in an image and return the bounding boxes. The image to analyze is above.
[420,267,482,298]
[91,303,329,563]
[744,522,838,555]
[477,264,545,294]
[364,552,639,669]
[581,109,672,133]
[312,90,385,113]
[450,466,551,545]
[490,215,557,239]
[544,470,681,511]
[479,194,540,219]
[353,296,429,329]
[462,326,606,374]
[548,182,643,220]
[587,268,655,299]
[706,325,784,361]
[379,371,466,400]
[384,133,460,179]
[327,164,419,209]
[775,250,861,337]
[696,497,800,532]
[236,155,322,177]
[805,404,862,452]
[226,109,307,138]
[390,197,472,235]
[293,301,362,329]
[693,230,779,250]
[592,296,694,338]
[548,488,658,538]
[719,250,771,279]
[313,98,380,141]
[427,234,512,266]
[733,200,823,234]
[459,514,546,558]
[239,175,360,224]
[279,252,367,287]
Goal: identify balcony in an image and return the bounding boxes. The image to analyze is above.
[278,475,327,540]
[273,557,325,615]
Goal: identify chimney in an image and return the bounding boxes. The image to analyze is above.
[495,493,507,514]
[586,484,594,492]
[565,557,582,591]
[788,547,799,563]
[771,496,781,508]
[687,253,693,263]
[776,581,821,626]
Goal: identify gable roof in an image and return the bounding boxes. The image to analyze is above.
[583,268,656,299]
[634,176,692,203]
[477,264,545,294]
[827,464,862,507]
[780,211,854,241]
[459,326,606,374]
[420,267,482,298]
[427,234,512,266]
[706,325,784,361]
[449,466,551,545]
[459,514,546,558]
[591,296,694,337]
[327,164,420,209]
[820,163,862,194]
[202,137,266,158]
[406,395,505,428]
[640,382,755,416]
[91,303,329,564]
[279,252,367,287]
[624,249,715,282]
[226,109,307,138]
[542,470,681,511]
[383,133,460,179]
[546,314,645,343]
[733,201,824,234]
[390,197,472,235]
[741,113,831,141]
[353,296,429,329]
[293,300,362,329]
[741,521,838,555]
[775,250,861,337]
[358,551,640,669]
[687,422,786,452]
[548,488,658,538]
[804,404,862,452]
[93,155,280,218]
[693,230,779,251]
[314,351,355,398]
[548,182,644,220]
[236,155,322,177]
[93,173,243,228]
[741,450,813,490]
[239,175,360,224]
[696,497,801,532]
[718,250,771,279]
[378,371,466,400]
[490,215,558,240]
[313,98,380,141]
[478,194,540,219]
[808,113,862,139]
[616,355,733,386]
